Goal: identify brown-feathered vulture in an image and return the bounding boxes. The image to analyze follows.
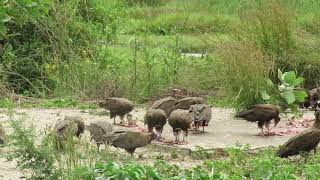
[235,104,280,135]
[168,109,193,142]
[88,120,113,151]
[54,116,85,149]
[104,131,158,156]
[151,96,177,117]
[55,116,85,138]
[0,122,5,144]
[171,97,204,112]
[276,111,320,158]
[144,109,167,138]
[299,88,318,109]
[190,104,212,132]
[98,98,134,125]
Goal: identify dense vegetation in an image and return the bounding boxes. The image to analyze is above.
[1,0,319,109]
[2,0,320,179]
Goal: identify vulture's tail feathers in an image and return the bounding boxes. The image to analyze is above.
[235,110,250,118]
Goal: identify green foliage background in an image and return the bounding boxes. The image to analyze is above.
[1,0,320,108]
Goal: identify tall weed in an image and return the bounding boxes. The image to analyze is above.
[220,42,273,111]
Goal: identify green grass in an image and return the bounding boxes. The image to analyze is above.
[118,33,230,53]
[0,97,97,109]
[2,0,320,107]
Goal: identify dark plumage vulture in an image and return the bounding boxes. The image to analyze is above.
[144,109,167,138]
[54,116,85,149]
[301,88,318,109]
[105,131,157,156]
[0,123,5,144]
[88,120,113,151]
[151,96,177,117]
[171,97,204,112]
[55,116,85,138]
[168,109,192,142]
[235,104,280,135]
[190,104,212,132]
[98,98,134,125]
[276,111,320,158]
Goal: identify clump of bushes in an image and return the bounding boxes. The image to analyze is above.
[222,1,319,110]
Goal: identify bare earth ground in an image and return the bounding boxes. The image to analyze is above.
[0,107,315,179]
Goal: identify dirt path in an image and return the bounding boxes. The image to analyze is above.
[0,107,315,179]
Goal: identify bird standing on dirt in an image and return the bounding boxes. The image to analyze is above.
[151,96,177,117]
[276,111,320,159]
[0,123,5,144]
[168,109,193,143]
[87,120,113,151]
[55,116,85,138]
[235,104,280,135]
[190,104,212,132]
[98,98,134,125]
[105,131,158,157]
[144,109,167,138]
[54,116,85,149]
[172,97,204,110]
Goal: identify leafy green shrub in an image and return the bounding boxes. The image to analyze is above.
[0,0,127,97]
[191,146,215,160]
[66,166,96,180]
[261,69,308,115]
[77,0,126,42]
[0,98,14,108]
[95,161,161,179]
[6,114,62,179]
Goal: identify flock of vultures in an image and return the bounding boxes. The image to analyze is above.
[1,89,320,160]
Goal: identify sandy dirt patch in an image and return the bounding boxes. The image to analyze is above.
[0,107,315,179]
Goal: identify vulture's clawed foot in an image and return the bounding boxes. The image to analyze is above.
[255,132,267,137]
[178,141,188,145]
[256,131,276,136]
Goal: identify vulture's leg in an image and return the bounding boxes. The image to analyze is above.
[174,130,178,142]
[182,132,185,142]
[97,144,100,152]
[110,113,116,125]
[182,130,188,143]
[126,114,133,125]
[195,122,199,133]
[261,128,265,136]
[158,128,163,139]
[265,121,272,135]
[120,115,125,125]
[258,121,265,136]
[127,148,135,157]
[314,148,317,154]
[176,134,179,142]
